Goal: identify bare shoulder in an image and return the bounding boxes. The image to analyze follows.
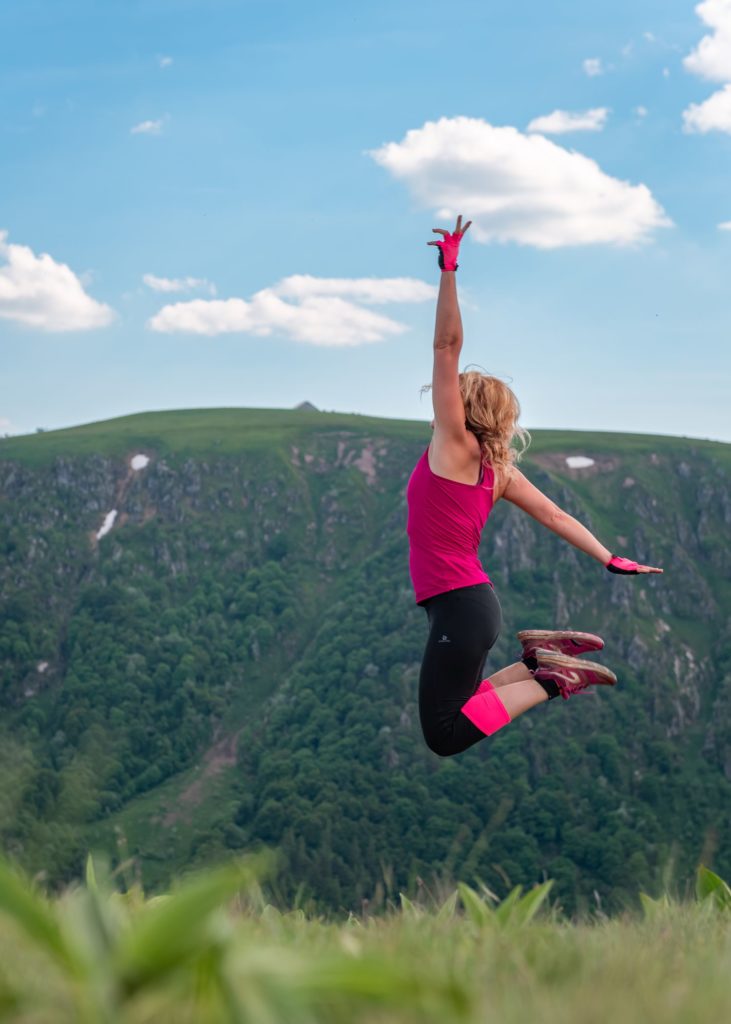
[429,427,482,485]
[491,462,517,502]
[498,464,530,500]
[499,465,561,522]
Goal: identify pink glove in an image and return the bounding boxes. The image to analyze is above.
[428,216,471,272]
[606,555,664,575]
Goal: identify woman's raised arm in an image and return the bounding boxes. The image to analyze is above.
[428,215,471,349]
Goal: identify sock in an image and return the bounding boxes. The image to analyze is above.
[523,654,558,698]
[535,676,560,700]
[461,682,511,736]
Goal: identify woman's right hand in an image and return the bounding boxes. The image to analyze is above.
[427,214,471,271]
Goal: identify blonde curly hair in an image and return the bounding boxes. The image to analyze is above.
[420,366,530,471]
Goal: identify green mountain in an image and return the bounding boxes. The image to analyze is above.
[1,408,729,914]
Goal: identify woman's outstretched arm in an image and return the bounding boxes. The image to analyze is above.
[501,467,663,573]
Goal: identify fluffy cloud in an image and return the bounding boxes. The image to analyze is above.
[527,107,609,134]
[131,119,163,135]
[270,274,436,304]
[718,219,731,228]
[147,275,436,346]
[0,231,115,331]
[683,81,731,131]
[143,273,216,295]
[368,116,671,249]
[583,58,604,77]
[683,0,731,81]
[683,1,731,134]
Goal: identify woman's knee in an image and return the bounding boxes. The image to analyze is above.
[422,729,463,758]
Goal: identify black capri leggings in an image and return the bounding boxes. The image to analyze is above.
[418,583,503,757]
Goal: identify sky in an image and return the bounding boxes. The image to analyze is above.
[1,0,731,443]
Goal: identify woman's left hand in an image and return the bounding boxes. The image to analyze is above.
[606,555,664,575]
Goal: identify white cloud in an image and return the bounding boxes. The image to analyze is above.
[131,119,163,135]
[683,0,731,82]
[683,2,731,133]
[683,81,731,131]
[644,31,656,43]
[147,275,436,346]
[143,273,216,295]
[635,105,649,117]
[159,55,173,68]
[0,416,19,436]
[527,107,609,134]
[271,274,436,304]
[0,230,115,331]
[583,57,604,77]
[662,67,671,77]
[368,116,671,249]
[718,219,731,228]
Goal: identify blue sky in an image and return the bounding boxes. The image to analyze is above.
[1,0,730,442]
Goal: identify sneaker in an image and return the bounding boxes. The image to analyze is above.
[533,648,617,700]
[517,629,604,659]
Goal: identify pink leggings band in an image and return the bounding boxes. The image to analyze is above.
[460,678,511,736]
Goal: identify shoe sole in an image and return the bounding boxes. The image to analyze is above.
[517,629,604,651]
[533,648,617,686]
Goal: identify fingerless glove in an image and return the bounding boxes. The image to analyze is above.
[433,231,463,272]
[606,555,640,574]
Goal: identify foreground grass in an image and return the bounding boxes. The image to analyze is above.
[0,852,729,1023]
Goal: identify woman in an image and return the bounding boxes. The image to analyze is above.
[406,215,663,757]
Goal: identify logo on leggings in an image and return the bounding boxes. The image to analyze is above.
[437,634,451,644]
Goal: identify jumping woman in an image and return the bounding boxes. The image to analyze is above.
[407,215,663,757]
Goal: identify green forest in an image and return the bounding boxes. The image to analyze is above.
[0,407,729,916]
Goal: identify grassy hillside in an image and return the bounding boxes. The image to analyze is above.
[2,406,729,464]
[0,407,729,914]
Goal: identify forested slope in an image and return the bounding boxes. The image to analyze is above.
[0,408,729,914]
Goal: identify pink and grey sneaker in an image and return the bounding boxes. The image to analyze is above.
[533,648,617,701]
[517,629,604,660]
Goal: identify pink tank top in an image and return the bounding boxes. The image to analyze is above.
[406,444,496,605]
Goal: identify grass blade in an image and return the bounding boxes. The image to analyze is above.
[639,892,671,918]
[0,856,82,977]
[493,885,524,926]
[696,867,731,910]
[112,854,267,995]
[435,890,458,922]
[457,883,493,926]
[511,881,554,926]
[399,892,419,918]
